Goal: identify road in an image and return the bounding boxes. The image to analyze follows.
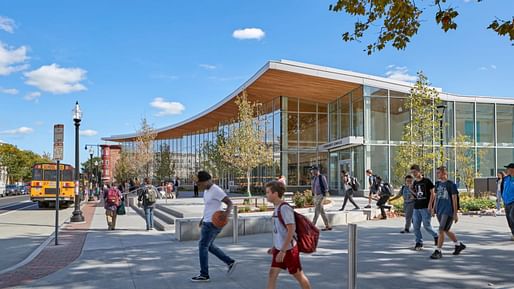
[0,196,75,273]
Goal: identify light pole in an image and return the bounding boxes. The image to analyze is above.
[87,146,94,200]
[437,104,447,167]
[94,160,99,197]
[71,101,85,223]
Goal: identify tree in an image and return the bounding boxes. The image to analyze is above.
[452,134,485,193]
[329,0,513,54]
[81,157,102,184]
[0,144,51,182]
[393,72,443,185]
[219,92,272,196]
[114,151,135,184]
[202,133,235,189]
[133,118,157,180]
[154,143,174,183]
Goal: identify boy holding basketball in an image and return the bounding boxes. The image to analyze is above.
[191,171,237,282]
[265,181,312,289]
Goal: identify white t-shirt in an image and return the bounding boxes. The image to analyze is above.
[203,184,227,222]
[272,203,296,250]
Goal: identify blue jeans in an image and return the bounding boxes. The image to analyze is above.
[199,222,234,277]
[412,208,438,244]
[144,206,154,230]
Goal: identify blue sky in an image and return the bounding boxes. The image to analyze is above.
[0,0,513,164]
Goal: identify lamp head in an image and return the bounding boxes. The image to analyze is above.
[73,101,82,121]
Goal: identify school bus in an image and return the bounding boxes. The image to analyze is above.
[30,163,75,208]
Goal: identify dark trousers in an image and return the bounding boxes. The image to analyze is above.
[341,189,359,210]
[376,195,391,218]
[194,185,199,197]
[506,202,514,235]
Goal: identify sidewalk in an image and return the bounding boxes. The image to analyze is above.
[12,198,514,289]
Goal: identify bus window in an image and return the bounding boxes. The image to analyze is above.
[32,168,43,180]
[62,170,74,181]
[43,170,57,181]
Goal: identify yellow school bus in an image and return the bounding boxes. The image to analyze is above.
[30,163,75,208]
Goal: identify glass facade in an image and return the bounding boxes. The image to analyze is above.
[119,83,514,193]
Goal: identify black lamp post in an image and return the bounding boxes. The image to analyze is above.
[71,101,85,223]
[436,104,447,166]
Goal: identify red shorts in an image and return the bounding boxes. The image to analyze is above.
[271,246,302,274]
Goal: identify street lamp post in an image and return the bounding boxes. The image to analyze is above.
[70,101,85,223]
[437,104,447,167]
[88,146,94,201]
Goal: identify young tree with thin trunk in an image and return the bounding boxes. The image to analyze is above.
[202,133,234,190]
[154,143,174,183]
[393,72,443,185]
[219,92,272,196]
[134,118,157,180]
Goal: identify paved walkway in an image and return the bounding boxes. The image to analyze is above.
[9,198,514,289]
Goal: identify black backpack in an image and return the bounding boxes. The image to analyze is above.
[350,177,360,191]
[380,183,392,196]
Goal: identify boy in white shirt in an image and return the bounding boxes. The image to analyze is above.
[265,180,311,289]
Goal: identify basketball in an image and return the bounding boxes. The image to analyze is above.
[212,210,228,228]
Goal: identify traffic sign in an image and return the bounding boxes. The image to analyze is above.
[53,124,64,161]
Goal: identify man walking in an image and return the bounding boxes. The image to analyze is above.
[265,180,312,289]
[430,166,466,259]
[310,166,332,231]
[339,170,360,211]
[137,178,157,231]
[410,164,439,251]
[364,169,377,209]
[191,171,237,282]
[500,163,514,241]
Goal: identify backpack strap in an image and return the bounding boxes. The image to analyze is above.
[318,175,326,194]
[276,202,290,229]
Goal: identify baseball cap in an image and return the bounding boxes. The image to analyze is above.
[504,163,514,169]
[310,165,319,171]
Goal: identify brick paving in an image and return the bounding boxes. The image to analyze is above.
[0,201,98,289]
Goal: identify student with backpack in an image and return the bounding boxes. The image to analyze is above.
[375,176,393,219]
[310,166,332,231]
[104,183,122,230]
[364,169,378,209]
[265,180,312,289]
[431,166,466,259]
[138,178,157,231]
[339,170,360,211]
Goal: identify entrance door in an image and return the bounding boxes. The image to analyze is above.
[338,159,351,193]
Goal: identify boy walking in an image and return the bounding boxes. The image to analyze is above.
[431,166,466,259]
[500,163,514,241]
[339,170,360,211]
[265,181,311,289]
[410,164,439,251]
[191,171,237,282]
[390,175,416,233]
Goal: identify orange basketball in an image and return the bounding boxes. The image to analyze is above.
[212,210,228,228]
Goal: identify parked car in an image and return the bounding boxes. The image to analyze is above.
[19,185,29,195]
[5,184,20,196]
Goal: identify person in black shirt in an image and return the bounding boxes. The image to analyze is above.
[410,164,438,251]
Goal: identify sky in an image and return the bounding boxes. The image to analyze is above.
[0,0,513,165]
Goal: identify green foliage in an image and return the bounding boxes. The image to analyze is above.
[459,197,495,212]
[0,143,51,182]
[390,198,404,213]
[238,206,251,213]
[452,134,485,193]
[154,143,174,183]
[114,151,135,183]
[259,204,268,212]
[292,192,306,208]
[329,0,511,54]
[219,92,273,196]
[202,133,235,182]
[393,72,443,186]
[82,156,102,184]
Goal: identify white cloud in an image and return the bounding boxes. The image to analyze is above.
[199,64,217,70]
[80,129,98,137]
[0,87,18,95]
[0,42,29,75]
[232,28,266,40]
[0,126,34,135]
[24,64,87,94]
[490,64,497,69]
[150,97,185,116]
[464,0,472,3]
[24,91,41,102]
[385,66,417,82]
[0,139,5,144]
[151,73,178,80]
[0,16,15,33]
[479,64,497,71]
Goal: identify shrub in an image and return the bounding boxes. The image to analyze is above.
[389,198,404,213]
[292,192,306,208]
[459,197,495,212]
[238,206,251,213]
[303,189,314,206]
[259,204,268,212]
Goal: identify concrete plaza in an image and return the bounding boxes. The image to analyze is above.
[11,198,514,289]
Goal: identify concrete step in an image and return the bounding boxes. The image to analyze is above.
[153,207,177,224]
[129,204,175,231]
[155,204,184,218]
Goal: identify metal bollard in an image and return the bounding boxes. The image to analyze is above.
[348,223,357,289]
[233,206,239,244]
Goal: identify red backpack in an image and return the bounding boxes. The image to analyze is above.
[106,188,120,206]
[277,202,320,253]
